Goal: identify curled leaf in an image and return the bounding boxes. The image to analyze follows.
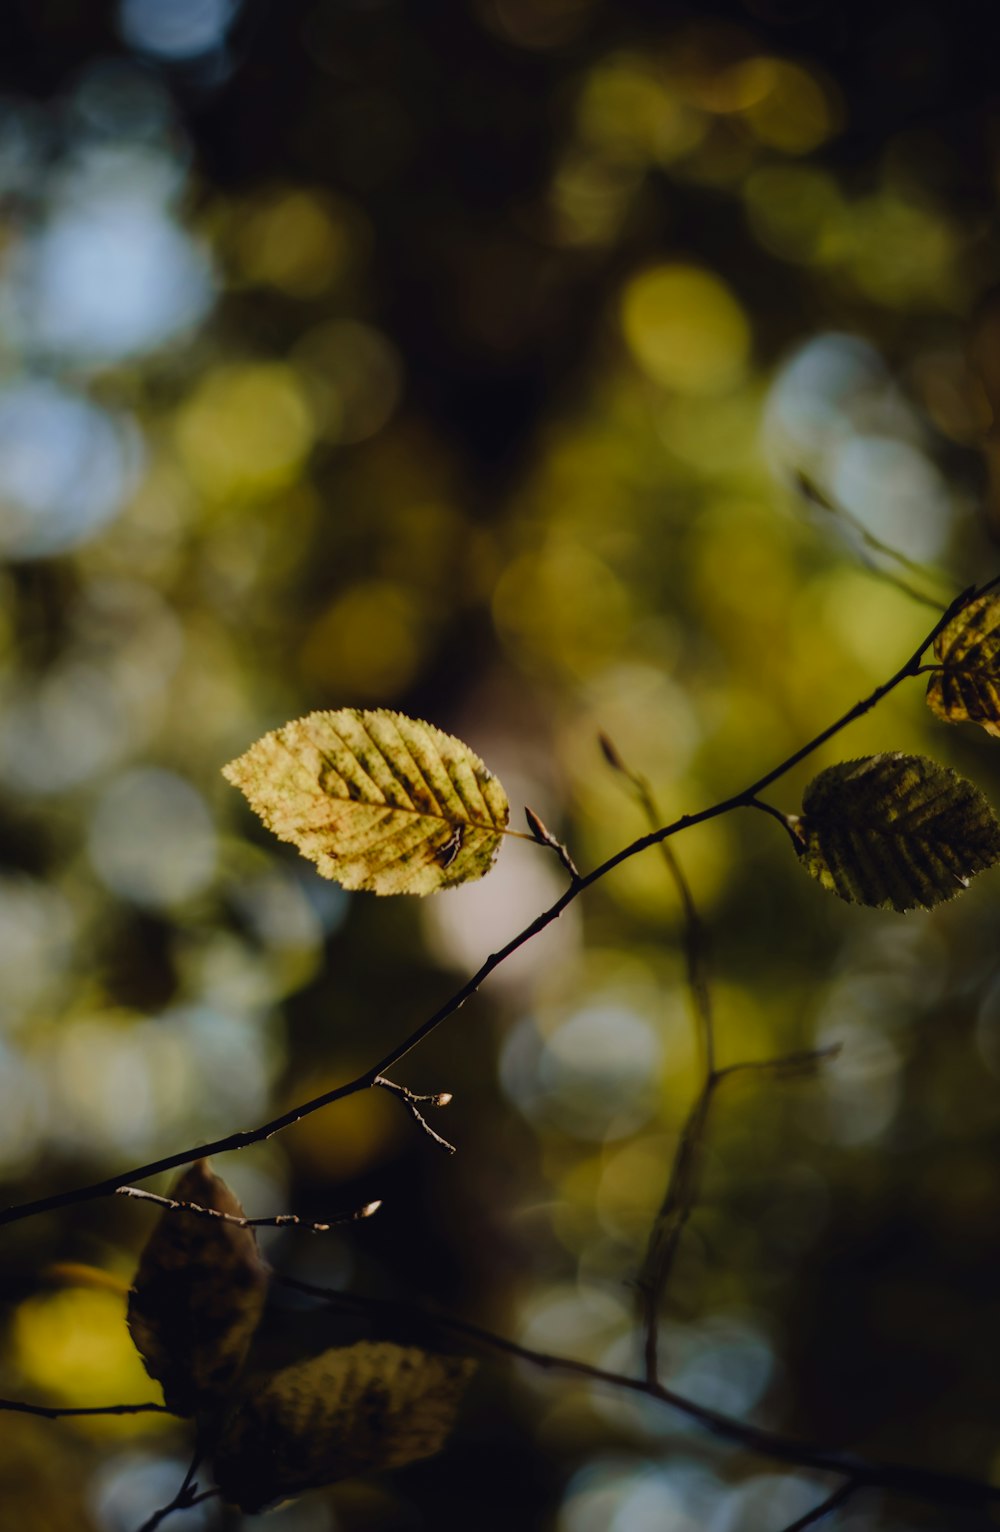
[127,1161,269,1417]
[223,709,509,895]
[926,591,1000,736]
[214,1341,476,1512]
[796,753,1000,912]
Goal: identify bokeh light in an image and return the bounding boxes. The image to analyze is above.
[88,769,216,908]
[6,148,214,364]
[0,382,140,558]
[620,265,750,395]
[118,0,241,61]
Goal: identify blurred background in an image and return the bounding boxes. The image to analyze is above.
[3,0,1000,1527]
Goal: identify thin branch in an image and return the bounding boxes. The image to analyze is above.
[597,734,720,1383]
[0,1397,171,1419]
[275,1276,1000,1515]
[778,1479,859,1531]
[133,1448,208,1532]
[794,472,949,603]
[639,1080,713,1381]
[715,1044,841,1085]
[637,1041,840,1380]
[374,1076,456,1154]
[115,1185,382,1230]
[854,548,945,611]
[1,576,993,1232]
[135,1486,219,1532]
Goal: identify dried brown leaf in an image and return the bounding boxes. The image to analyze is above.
[214,1341,476,1511]
[127,1161,269,1417]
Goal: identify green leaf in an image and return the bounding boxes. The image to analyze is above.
[127,1162,269,1417]
[223,709,510,895]
[795,753,1000,912]
[213,1341,476,1512]
[926,591,1000,736]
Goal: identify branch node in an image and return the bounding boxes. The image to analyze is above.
[115,1184,379,1233]
[375,1076,457,1153]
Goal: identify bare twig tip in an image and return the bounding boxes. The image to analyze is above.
[598,730,627,772]
[524,805,548,841]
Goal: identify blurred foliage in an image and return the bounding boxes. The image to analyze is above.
[4,0,1000,1528]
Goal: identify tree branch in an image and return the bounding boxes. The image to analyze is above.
[0,576,991,1232]
[115,1184,382,1230]
[597,743,718,1381]
[0,1397,170,1419]
[135,1487,219,1532]
[778,1478,859,1531]
[275,1275,1000,1514]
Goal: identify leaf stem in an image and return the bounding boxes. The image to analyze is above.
[746,796,803,851]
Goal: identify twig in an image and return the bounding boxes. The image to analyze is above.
[374,1076,456,1154]
[715,1044,841,1085]
[0,577,993,1231]
[598,736,714,1078]
[274,1275,1000,1515]
[794,471,948,608]
[135,1487,219,1532]
[133,1449,204,1532]
[637,1042,839,1381]
[597,735,718,1379]
[114,1184,381,1230]
[0,1397,170,1419]
[778,1478,859,1531]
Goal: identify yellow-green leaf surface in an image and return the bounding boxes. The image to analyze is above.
[796,753,1000,912]
[127,1161,269,1417]
[927,591,1000,736]
[214,1341,476,1512]
[223,709,509,895]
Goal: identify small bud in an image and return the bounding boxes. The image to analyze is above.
[598,731,627,773]
[525,805,552,844]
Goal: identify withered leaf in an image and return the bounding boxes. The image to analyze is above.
[213,1341,476,1512]
[926,590,1000,736]
[795,753,1000,912]
[127,1161,269,1417]
[223,709,509,895]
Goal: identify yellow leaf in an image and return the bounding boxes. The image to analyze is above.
[796,753,1000,912]
[927,591,1000,736]
[127,1161,269,1417]
[213,1342,476,1511]
[223,709,509,895]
